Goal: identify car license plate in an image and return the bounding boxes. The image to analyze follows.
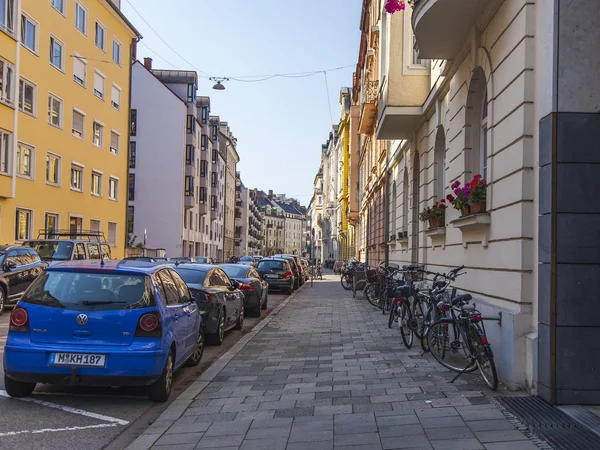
[266,274,279,279]
[50,353,106,367]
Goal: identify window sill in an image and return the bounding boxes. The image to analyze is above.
[46,182,61,188]
[424,226,446,250]
[50,64,65,75]
[49,123,63,131]
[70,187,83,193]
[72,133,84,140]
[16,174,33,181]
[19,110,36,119]
[0,26,16,41]
[0,99,15,110]
[21,44,39,58]
[91,193,101,198]
[451,213,491,248]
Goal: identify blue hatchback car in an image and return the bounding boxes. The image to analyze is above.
[3,260,204,402]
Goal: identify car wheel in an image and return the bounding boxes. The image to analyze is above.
[185,329,205,367]
[4,375,35,398]
[207,310,225,346]
[262,294,268,310]
[234,307,244,330]
[286,285,293,295]
[147,350,174,402]
[0,288,5,316]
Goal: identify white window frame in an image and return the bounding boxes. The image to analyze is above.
[92,120,104,148]
[49,34,65,72]
[20,12,38,54]
[50,0,65,16]
[18,77,36,117]
[0,128,11,175]
[93,69,105,100]
[72,107,85,139]
[45,212,60,235]
[111,83,121,110]
[46,151,61,186]
[73,53,87,87]
[75,2,87,35]
[16,141,34,179]
[109,129,119,155]
[480,89,488,180]
[0,57,15,105]
[402,11,429,75]
[91,170,102,196]
[0,0,16,35]
[48,92,63,129]
[108,176,118,201]
[112,38,122,66]
[70,163,83,192]
[95,21,106,51]
[15,208,33,241]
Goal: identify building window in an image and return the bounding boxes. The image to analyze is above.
[128,173,135,200]
[200,159,207,177]
[48,94,62,128]
[51,0,64,15]
[201,134,208,151]
[128,141,136,168]
[91,171,101,196]
[186,115,195,134]
[20,14,37,53]
[199,187,207,203]
[186,83,195,102]
[111,84,121,110]
[73,55,86,86]
[95,22,105,50]
[210,195,217,211]
[211,171,217,187]
[110,130,119,154]
[70,165,83,191]
[211,125,218,140]
[112,39,121,65]
[130,109,136,135]
[75,2,86,34]
[0,129,9,174]
[434,127,446,201]
[90,219,100,233]
[108,222,117,247]
[45,213,58,237]
[15,209,32,241]
[16,143,33,178]
[185,145,194,165]
[0,58,15,105]
[185,176,194,197]
[18,78,35,115]
[212,148,218,164]
[92,121,103,147]
[46,153,60,185]
[69,216,83,237]
[481,89,488,180]
[93,71,105,99]
[49,36,64,71]
[201,107,208,124]
[0,0,15,33]
[127,206,134,233]
[108,177,118,200]
[72,109,84,138]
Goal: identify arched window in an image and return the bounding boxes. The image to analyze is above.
[402,169,409,233]
[434,126,446,200]
[465,67,488,179]
[480,89,488,179]
[391,178,397,234]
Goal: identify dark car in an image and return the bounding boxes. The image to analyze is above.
[272,254,303,289]
[237,256,254,266]
[220,264,268,317]
[0,246,48,315]
[256,258,295,295]
[173,264,244,345]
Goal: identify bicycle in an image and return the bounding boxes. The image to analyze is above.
[426,293,498,390]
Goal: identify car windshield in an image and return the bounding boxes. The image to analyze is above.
[221,265,249,278]
[239,256,252,262]
[258,261,284,270]
[172,257,189,262]
[24,241,73,261]
[193,257,208,263]
[174,268,208,285]
[21,271,154,311]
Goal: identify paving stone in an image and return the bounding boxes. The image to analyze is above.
[334,432,381,446]
[234,410,276,421]
[244,426,290,440]
[332,396,370,406]
[316,390,352,399]
[314,405,353,416]
[419,416,468,429]
[155,432,204,446]
[166,421,212,434]
[289,428,334,442]
[381,434,433,449]
[378,424,425,437]
[457,408,507,421]
[430,438,484,449]
[250,417,292,429]
[473,430,528,443]
[153,444,197,450]
[204,420,251,436]
[466,420,517,432]
[424,426,475,440]
[482,442,539,450]
[238,438,288,450]
[287,441,334,450]
[352,403,393,413]
[273,406,315,418]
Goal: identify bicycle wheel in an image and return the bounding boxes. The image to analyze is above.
[354,279,367,300]
[341,274,352,290]
[388,301,398,328]
[470,325,499,390]
[381,290,389,315]
[365,282,381,308]
[420,306,433,353]
[427,321,477,373]
[399,302,413,348]
[410,296,426,339]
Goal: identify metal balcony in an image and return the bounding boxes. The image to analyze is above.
[358,80,379,135]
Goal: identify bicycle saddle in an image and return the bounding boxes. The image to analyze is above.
[452,294,472,306]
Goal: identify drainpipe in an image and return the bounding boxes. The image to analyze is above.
[10,0,23,200]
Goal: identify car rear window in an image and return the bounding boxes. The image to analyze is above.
[174,268,208,285]
[21,271,154,311]
[258,261,284,270]
[221,265,249,278]
[239,256,252,262]
[24,241,73,261]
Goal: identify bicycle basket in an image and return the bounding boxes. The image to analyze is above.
[365,269,379,283]
[405,269,424,283]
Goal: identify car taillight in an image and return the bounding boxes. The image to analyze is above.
[238,283,253,290]
[10,307,29,332]
[283,271,292,279]
[135,311,162,337]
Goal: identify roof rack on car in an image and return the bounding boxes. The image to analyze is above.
[35,229,108,242]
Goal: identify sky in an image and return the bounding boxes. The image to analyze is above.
[120,0,362,208]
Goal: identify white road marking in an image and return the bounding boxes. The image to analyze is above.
[34,391,145,400]
[0,422,118,437]
[0,390,129,425]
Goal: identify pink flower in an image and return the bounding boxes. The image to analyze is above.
[385,0,406,14]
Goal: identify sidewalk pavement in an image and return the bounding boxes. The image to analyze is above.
[128,272,543,450]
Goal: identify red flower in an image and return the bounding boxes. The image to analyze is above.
[446,194,455,203]
[427,209,431,214]
[474,174,482,181]
[440,199,446,203]
[470,180,478,188]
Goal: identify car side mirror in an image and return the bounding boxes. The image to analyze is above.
[230,280,240,290]
[194,291,209,302]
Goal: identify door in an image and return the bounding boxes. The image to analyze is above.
[3,250,29,301]
[168,269,198,357]
[212,269,237,326]
[156,270,187,367]
[17,248,36,291]
[249,268,266,303]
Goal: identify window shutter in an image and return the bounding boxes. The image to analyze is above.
[111,86,120,107]
[110,132,119,151]
[94,73,104,95]
[73,111,84,134]
[74,57,85,82]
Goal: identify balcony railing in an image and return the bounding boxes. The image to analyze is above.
[361,80,379,105]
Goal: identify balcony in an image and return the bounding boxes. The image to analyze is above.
[412,0,493,59]
[184,195,195,209]
[358,80,378,135]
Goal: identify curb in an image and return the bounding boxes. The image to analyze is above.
[125,283,307,450]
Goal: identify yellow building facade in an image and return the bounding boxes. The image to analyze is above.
[0,0,139,257]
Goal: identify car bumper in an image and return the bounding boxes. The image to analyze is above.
[265,279,293,291]
[3,339,167,385]
[198,304,220,334]
[243,291,261,309]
